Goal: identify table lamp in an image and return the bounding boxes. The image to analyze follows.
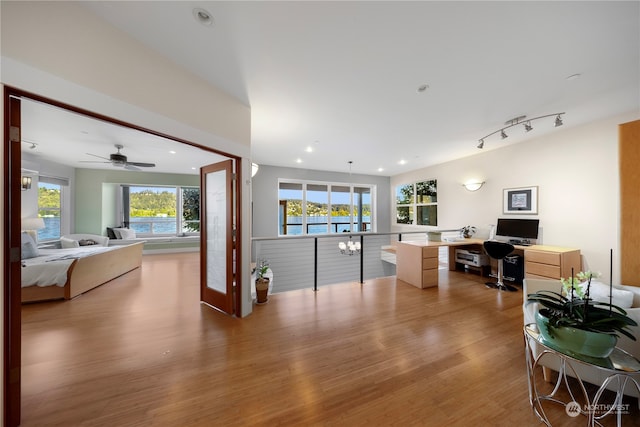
[21,217,46,242]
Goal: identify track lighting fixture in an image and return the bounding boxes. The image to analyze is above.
[555,114,563,127]
[476,112,565,149]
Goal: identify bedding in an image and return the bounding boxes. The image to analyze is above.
[21,246,123,288]
[21,241,144,303]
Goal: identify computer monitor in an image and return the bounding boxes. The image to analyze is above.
[495,218,540,242]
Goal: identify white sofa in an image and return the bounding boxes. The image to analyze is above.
[523,277,640,398]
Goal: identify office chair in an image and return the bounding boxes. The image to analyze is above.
[483,240,517,292]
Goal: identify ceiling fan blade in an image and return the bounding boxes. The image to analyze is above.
[127,161,156,167]
[86,153,111,161]
[79,160,111,164]
[124,164,141,171]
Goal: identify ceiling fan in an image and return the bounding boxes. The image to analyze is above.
[82,144,156,170]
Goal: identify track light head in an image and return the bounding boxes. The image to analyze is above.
[555,114,563,127]
[477,139,484,149]
[500,129,508,139]
[524,122,533,132]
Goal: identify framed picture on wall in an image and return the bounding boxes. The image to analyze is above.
[503,186,538,214]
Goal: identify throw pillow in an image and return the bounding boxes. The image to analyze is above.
[112,228,129,239]
[78,239,98,246]
[21,232,39,259]
[60,236,80,249]
[118,228,136,239]
[106,227,117,239]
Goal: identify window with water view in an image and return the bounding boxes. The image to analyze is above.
[122,185,200,235]
[279,181,374,235]
[37,181,62,241]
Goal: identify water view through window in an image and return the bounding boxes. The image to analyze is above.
[279,181,373,235]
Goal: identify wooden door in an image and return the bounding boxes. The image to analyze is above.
[200,159,235,314]
[620,119,640,286]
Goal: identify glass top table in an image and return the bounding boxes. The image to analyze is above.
[524,323,640,426]
[525,323,640,373]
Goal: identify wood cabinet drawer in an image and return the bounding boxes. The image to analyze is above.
[525,250,560,266]
[525,262,560,279]
[422,247,439,259]
[422,269,438,288]
[423,257,439,270]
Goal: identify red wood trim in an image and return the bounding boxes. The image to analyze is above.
[4,90,22,427]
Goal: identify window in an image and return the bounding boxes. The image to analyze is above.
[37,180,63,241]
[122,185,200,235]
[395,179,437,226]
[279,180,375,235]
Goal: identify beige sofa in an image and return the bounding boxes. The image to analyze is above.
[523,277,640,398]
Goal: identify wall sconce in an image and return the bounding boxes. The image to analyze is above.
[21,176,32,191]
[338,236,361,255]
[463,181,485,192]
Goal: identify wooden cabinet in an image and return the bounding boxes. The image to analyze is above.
[524,246,581,280]
[396,242,439,288]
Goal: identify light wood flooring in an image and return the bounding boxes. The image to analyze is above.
[21,253,640,426]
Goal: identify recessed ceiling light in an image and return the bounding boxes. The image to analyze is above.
[191,167,196,170]
[417,84,429,93]
[169,150,176,154]
[193,8,214,27]
[398,159,407,165]
[305,146,313,153]
[377,167,384,172]
[296,158,303,164]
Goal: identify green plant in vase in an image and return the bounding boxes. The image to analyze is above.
[527,271,637,358]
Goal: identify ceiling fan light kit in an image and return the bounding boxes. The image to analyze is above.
[82,144,156,170]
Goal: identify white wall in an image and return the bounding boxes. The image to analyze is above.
[391,111,640,284]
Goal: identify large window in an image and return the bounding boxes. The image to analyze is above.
[37,180,63,241]
[396,179,437,226]
[279,180,375,235]
[122,185,200,236]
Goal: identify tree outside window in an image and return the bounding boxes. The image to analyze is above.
[37,182,61,240]
[396,179,437,226]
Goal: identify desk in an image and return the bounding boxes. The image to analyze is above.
[395,239,580,289]
[524,323,640,426]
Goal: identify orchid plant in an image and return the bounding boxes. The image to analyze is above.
[527,271,637,341]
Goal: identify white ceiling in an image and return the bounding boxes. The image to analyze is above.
[21,99,226,175]
[22,1,640,176]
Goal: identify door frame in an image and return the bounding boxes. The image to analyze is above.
[2,86,244,426]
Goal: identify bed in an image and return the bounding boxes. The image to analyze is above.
[21,235,144,303]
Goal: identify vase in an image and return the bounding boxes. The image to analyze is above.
[255,278,270,304]
[535,312,617,358]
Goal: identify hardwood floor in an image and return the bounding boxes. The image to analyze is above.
[21,253,639,426]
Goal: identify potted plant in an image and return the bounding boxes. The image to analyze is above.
[527,272,637,358]
[254,259,270,304]
[460,225,476,238]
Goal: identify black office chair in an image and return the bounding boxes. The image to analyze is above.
[483,240,517,292]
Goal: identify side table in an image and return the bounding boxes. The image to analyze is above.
[524,323,640,426]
